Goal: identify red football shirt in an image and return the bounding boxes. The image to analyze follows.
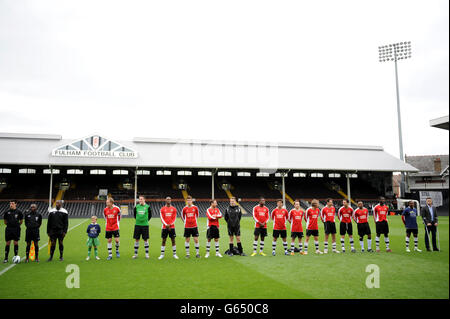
[104,205,121,231]
[253,205,270,229]
[182,205,199,228]
[354,208,369,224]
[288,209,304,232]
[338,206,354,223]
[321,206,336,222]
[160,205,177,229]
[305,207,320,230]
[206,207,222,227]
[373,204,389,222]
[271,208,288,230]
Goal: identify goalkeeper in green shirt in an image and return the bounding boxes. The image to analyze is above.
[132,195,152,259]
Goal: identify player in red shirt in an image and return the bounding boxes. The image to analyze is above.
[288,200,305,255]
[337,199,356,253]
[354,201,373,252]
[103,197,121,260]
[304,199,323,254]
[181,196,200,258]
[252,197,270,256]
[158,196,179,260]
[320,198,339,254]
[271,199,289,256]
[205,199,223,258]
[373,197,391,252]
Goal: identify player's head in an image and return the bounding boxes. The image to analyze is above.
[294,199,300,209]
[186,195,193,206]
[379,197,385,205]
[259,197,265,205]
[106,197,114,208]
[210,199,217,208]
[138,195,146,205]
[342,199,349,207]
[91,215,97,223]
[276,199,283,208]
[55,200,63,209]
[326,198,333,207]
[9,200,17,210]
[311,199,319,208]
[165,196,171,205]
[30,203,37,212]
[230,197,236,206]
[426,197,433,206]
[357,201,364,209]
[408,200,415,208]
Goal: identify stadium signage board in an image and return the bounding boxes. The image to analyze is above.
[52,135,138,159]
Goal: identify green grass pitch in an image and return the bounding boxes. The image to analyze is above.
[0,216,448,299]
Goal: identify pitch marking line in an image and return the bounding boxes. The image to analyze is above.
[0,218,89,277]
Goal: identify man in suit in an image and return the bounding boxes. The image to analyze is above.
[420,197,439,252]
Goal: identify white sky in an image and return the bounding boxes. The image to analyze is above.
[0,0,448,158]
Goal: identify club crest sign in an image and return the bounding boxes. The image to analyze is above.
[52,135,138,159]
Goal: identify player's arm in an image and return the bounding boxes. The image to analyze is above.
[3,213,6,226]
[181,208,186,222]
[38,213,42,227]
[133,207,137,219]
[63,211,68,235]
[206,208,215,220]
[19,211,24,225]
[238,207,242,221]
[320,208,326,223]
[263,210,270,224]
[217,209,223,219]
[160,209,169,227]
[47,211,52,234]
[337,207,342,221]
[86,225,90,234]
[148,206,152,220]
[224,208,229,222]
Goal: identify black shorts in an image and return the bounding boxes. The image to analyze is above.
[25,228,40,242]
[227,224,241,236]
[5,227,20,242]
[133,225,149,240]
[324,221,337,235]
[105,230,120,239]
[161,228,176,239]
[49,231,65,241]
[340,222,353,236]
[406,228,418,237]
[273,229,287,238]
[357,223,371,237]
[291,231,304,239]
[184,227,199,238]
[254,227,267,238]
[207,226,220,240]
[306,229,319,237]
[375,221,389,236]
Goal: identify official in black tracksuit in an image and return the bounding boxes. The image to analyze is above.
[224,197,245,256]
[3,200,23,263]
[47,200,69,261]
[24,204,42,262]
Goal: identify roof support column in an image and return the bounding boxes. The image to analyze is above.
[134,166,138,207]
[346,173,351,205]
[211,169,215,200]
[281,172,286,208]
[48,165,53,211]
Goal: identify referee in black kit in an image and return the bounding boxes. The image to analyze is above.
[3,200,23,263]
[47,200,69,261]
[224,197,245,256]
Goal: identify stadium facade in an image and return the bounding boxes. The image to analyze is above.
[0,132,418,218]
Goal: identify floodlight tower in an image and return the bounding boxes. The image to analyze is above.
[378,41,412,197]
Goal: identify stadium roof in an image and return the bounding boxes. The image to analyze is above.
[0,132,418,172]
[430,115,449,130]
